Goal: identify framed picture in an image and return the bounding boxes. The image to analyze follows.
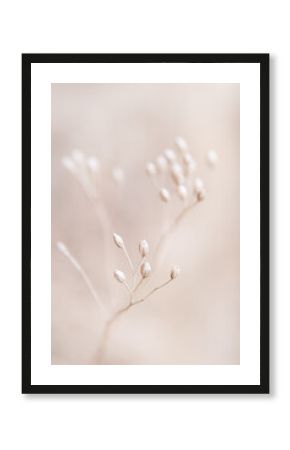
[22,53,269,394]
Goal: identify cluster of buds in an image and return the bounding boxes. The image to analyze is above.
[113,234,152,287]
[146,137,217,205]
[113,232,180,302]
[62,149,125,199]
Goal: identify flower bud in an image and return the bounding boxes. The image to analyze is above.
[194,178,206,201]
[62,157,76,174]
[175,136,188,153]
[113,233,124,248]
[112,167,125,183]
[87,156,100,173]
[57,242,81,271]
[114,270,126,283]
[170,265,181,279]
[164,148,176,163]
[207,149,218,167]
[72,149,84,164]
[57,241,69,257]
[156,155,168,173]
[159,188,171,203]
[139,240,149,257]
[177,184,188,201]
[194,177,204,192]
[146,162,157,176]
[183,153,197,174]
[171,163,185,185]
[140,261,151,278]
[197,187,206,202]
[186,160,197,175]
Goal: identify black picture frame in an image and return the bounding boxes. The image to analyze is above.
[22,53,269,394]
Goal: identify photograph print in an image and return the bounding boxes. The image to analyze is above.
[22,54,269,393]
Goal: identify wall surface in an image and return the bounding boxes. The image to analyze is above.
[0,1,286,449]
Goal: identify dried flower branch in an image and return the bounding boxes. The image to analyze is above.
[97,250,181,362]
[58,138,217,364]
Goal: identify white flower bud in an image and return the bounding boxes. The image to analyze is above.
[140,261,151,278]
[87,156,100,173]
[159,188,171,203]
[146,162,157,176]
[164,148,176,163]
[139,240,149,257]
[62,157,77,174]
[171,163,185,185]
[182,153,197,175]
[170,265,181,279]
[112,167,125,183]
[156,155,168,173]
[57,241,81,271]
[187,160,197,175]
[171,162,182,174]
[183,153,192,164]
[175,136,188,153]
[197,187,206,202]
[113,233,124,248]
[177,184,188,201]
[194,177,204,192]
[194,178,206,202]
[57,241,69,257]
[72,149,84,164]
[207,150,218,167]
[114,270,126,283]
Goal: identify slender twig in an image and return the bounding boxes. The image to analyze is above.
[154,198,198,265]
[96,302,131,363]
[133,277,144,294]
[132,256,145,290]
[94,200,114,296]
[97,276,175,363]
[122,245,134,273]
[57,242,107,318]
[124,280,133,295]
[134,278,172,305]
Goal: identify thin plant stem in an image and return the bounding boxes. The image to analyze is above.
[122,245,134,273]
[79,269,106,313]
[133,277,144,294]
[124,280,133,295]
[96,277,173,363]
[58,244,107,318]
[69,170,114,299]
[132,256,145,290]
[134,278,172,304]
[94,200,114,297]
[121,244,135,290]
[96,301,132,363]
[154,198,198,266]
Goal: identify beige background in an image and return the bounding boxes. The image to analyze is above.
[51,83,240,365]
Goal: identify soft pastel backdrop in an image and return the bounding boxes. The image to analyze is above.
[51,83,240,364]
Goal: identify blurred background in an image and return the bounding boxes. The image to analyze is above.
[51,83,240,365]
